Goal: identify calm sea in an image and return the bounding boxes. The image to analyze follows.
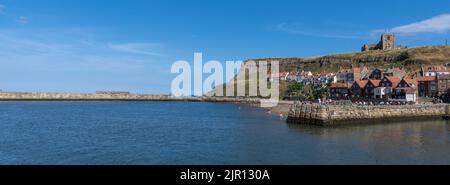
[0,101,449,164]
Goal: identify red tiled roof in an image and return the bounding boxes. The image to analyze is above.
[417,76,436,82]
[384,76,401,87]
[369,79,381,87]
[330,82,352,89]
[353,80,368,88]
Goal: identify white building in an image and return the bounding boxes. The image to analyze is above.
[424,70,450,76]
[405,91,417,102]
[374,87,386,98]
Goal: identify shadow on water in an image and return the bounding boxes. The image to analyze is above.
[286,119,450,136]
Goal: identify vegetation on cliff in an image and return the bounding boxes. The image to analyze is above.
[251,46,450,74]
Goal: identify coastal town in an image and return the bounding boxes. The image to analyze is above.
[277,64,450,104]
[273,34,450,104]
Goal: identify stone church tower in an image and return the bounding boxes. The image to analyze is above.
[379,34,395,50]
[361,33,402,52]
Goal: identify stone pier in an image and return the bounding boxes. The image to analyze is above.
[287,102,450,126]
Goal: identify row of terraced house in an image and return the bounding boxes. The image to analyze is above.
[270,71,334,88]
[329,65,450,102]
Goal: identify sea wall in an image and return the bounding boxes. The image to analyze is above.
[287,102,450,126]
[0,92,261,103]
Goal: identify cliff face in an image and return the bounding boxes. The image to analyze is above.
[247,46,450,74]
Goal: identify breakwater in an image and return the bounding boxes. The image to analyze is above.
[0,92,261,103]
[287,102,450,126]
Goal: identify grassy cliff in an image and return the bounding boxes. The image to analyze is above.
[250,46,450,74]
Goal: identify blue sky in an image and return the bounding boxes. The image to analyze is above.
[1,0,450,94]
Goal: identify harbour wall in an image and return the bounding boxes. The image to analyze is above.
[0,92,261,103]
[287,102,450,126]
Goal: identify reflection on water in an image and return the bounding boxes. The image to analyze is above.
[0,101,449,164]
[287,120,450,164]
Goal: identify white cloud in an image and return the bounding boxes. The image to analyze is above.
[0,29,166,59]
[17,16,29,25]
[276,22,362,39]
[0,31,68,55]
[108,42,163,56]
[390,14,450,35]
[0,30,151,71]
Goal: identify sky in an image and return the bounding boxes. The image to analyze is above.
[0,0,450,94]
